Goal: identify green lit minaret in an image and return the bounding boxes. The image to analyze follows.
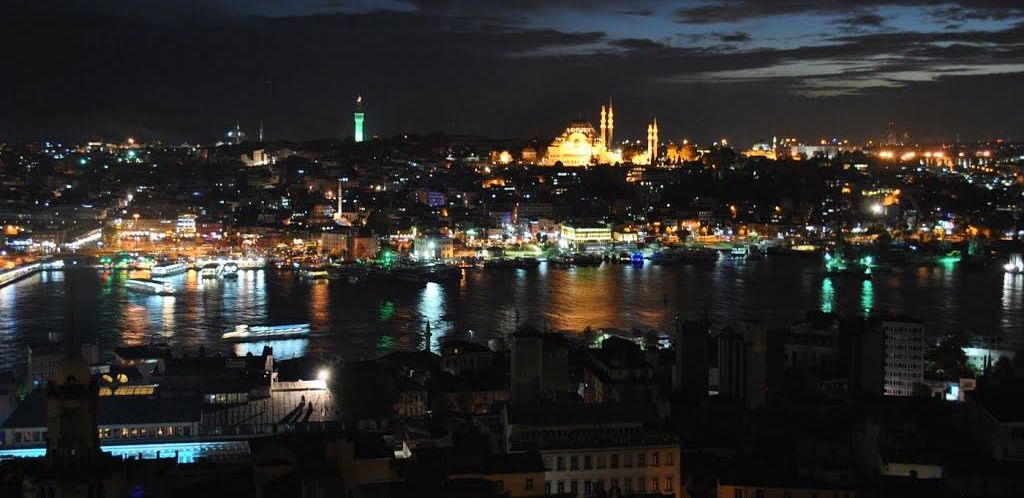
[353,95,365,142]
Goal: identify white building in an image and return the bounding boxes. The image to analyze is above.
[504,403,681,498]
[878,317,925,397]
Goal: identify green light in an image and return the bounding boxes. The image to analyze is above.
[376,335,395,353]
[861,280,874,316]
[820,277,834,313]
[378,301,394,322]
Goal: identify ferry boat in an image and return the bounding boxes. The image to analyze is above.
[151,262,188,277]
[301,266,329,279]
[0,262,41,288]
[222,323,311,341]
[550,253,603,267]
[484,257,541,269]
[199,263,220,278]
[234,257,266,270]
[650,247,720,265]
[221,262,239,278]
[125,278,175,295]
[1004,255,1024,275]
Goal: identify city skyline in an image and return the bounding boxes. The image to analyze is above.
[5,1,1024,144]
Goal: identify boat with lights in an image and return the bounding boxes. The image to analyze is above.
[222,323,311,341]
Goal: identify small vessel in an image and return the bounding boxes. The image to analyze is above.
[484,257,540,269]
[222,323,311,341]
[151,261,188,277]
[221,262,239,278]
[234,257,266,270]
[1004,255,1024,275]
[301,266,329,279]
[550,253,603,267]
[199,263,220,278]
[651,247,720,265]
[730,246,749,259]
[126,278,175,295]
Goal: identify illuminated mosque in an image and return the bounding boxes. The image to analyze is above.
[542,99,623,166]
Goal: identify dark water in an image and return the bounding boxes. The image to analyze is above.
[2,258,1023,371]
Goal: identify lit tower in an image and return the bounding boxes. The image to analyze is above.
[333,178,352,226]
[607,98,615,146]
[647,118,659,165]
[600,105,608,145]
[353,95,365,143]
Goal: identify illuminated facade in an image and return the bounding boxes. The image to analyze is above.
[542,99,621,166]
[560,224,612,245]
[354,95,365,143]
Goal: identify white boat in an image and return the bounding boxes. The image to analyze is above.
[126,278,175,295]
[151,262,187,277]
[235,257,266,270]
[301,267,329,279]
[199,263,220,278]
[1004,255,1024,274]
[221,262,239,278]
[222,323,311,341]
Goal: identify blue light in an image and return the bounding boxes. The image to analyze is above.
[631,252,644,264]
[0,441,249,464]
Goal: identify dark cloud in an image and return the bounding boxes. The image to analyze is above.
[617,7,656,17]
[714,31,752,43]
[831,12,886,32]
[675,0,1024,24]
[2,1,1023,144]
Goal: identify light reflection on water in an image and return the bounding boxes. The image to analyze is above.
[2,259,1024,371]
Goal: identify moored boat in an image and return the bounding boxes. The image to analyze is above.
[151,262,188,277]
[222,323,310,341]
[126,278,175,295]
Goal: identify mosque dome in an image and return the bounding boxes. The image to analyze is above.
[566,120,596,133]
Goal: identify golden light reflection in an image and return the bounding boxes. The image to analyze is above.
[309,280,330,330]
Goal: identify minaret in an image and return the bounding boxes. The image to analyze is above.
[258,121,264,142]
[334,178,344,223]
[652,118,659,164]
[646,118,659,165]
[646,123,653,164]
[600,105,608,145]
[353,95,365,143]
[607,98,615,147]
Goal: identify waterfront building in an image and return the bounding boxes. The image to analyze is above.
[175,213,197,238]
[559,223,612,248]
[414,234,454,260]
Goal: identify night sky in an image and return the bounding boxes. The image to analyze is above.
[5,0,1024,145]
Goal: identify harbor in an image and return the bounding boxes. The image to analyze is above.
[2,255,1023,373]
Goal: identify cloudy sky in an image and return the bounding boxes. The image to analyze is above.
[4,0,1024,145]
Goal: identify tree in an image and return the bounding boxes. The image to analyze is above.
[925,333,975,380]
